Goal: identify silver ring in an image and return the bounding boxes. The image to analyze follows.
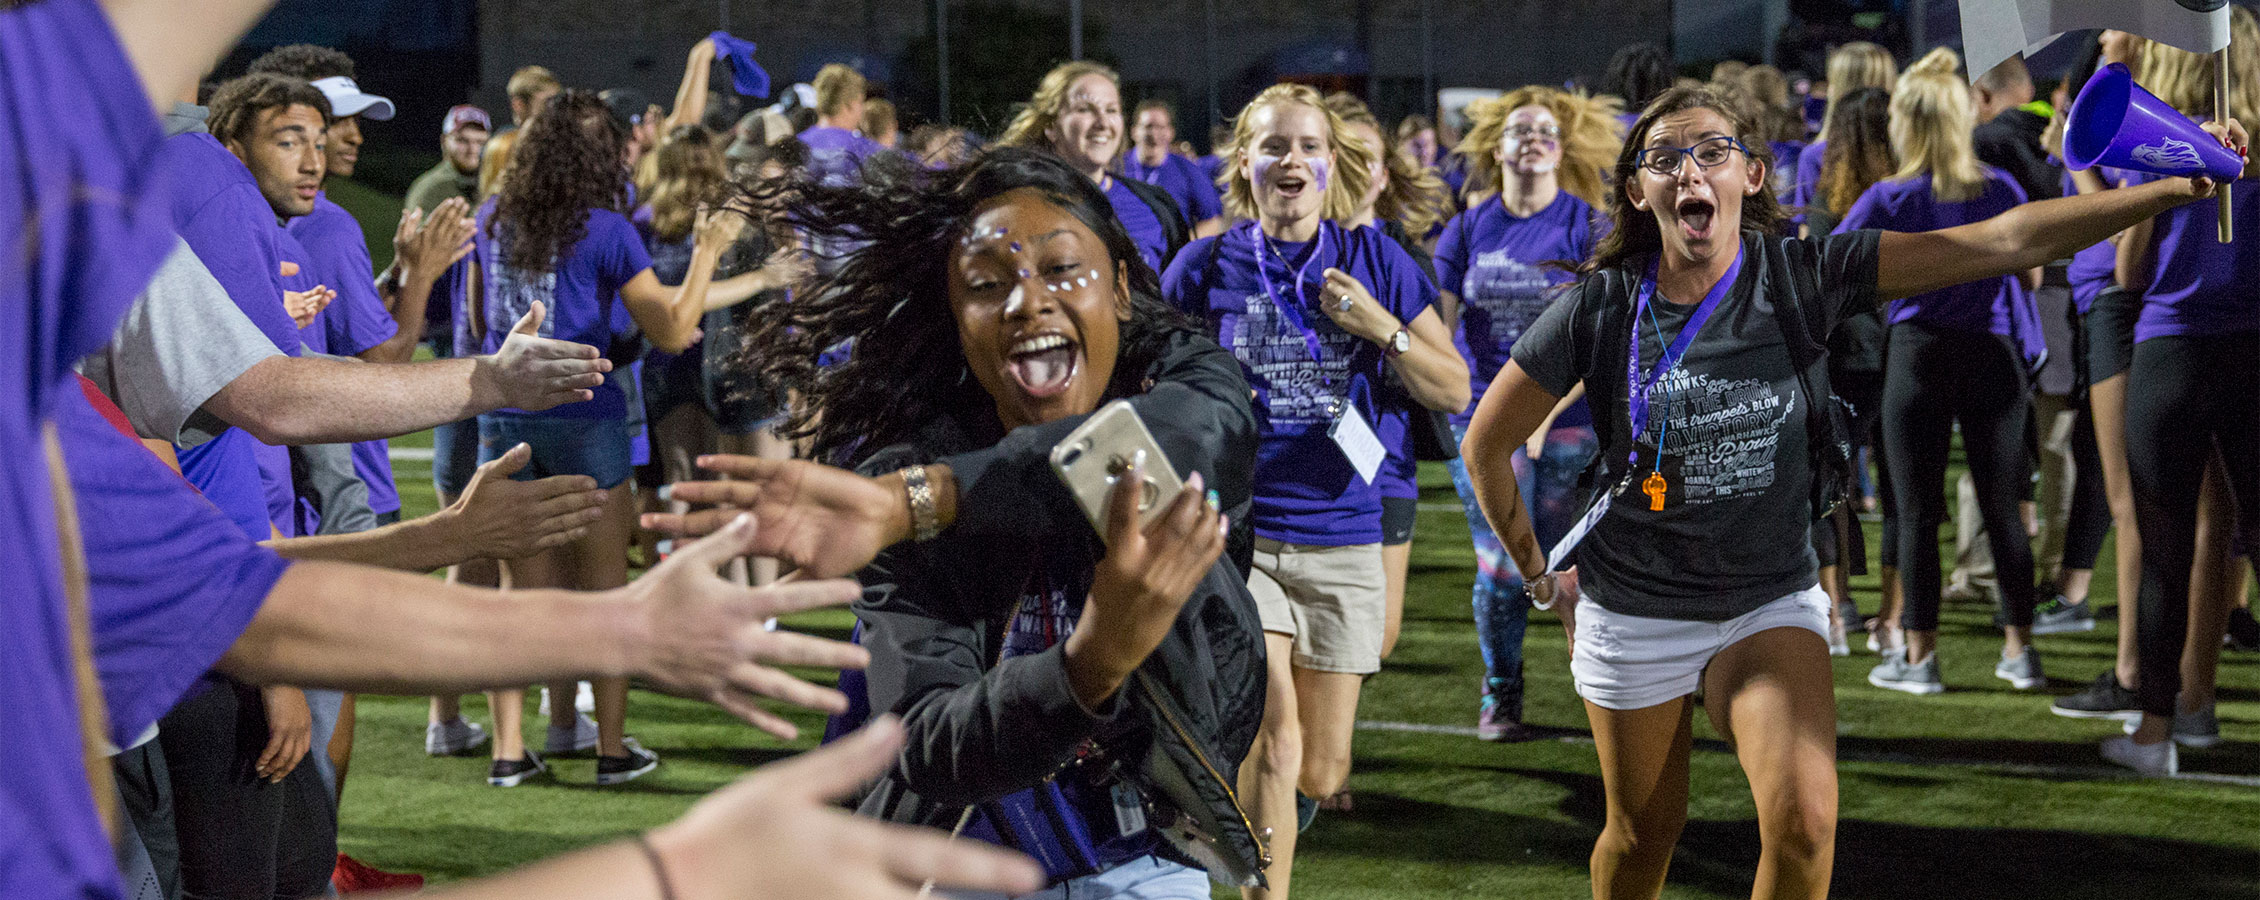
[1335,295,1355,312]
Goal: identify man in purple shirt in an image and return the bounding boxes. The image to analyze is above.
[798,63,881,187]
[1124,100,1226,237]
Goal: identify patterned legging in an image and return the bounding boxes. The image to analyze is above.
[1448,422,1600,689]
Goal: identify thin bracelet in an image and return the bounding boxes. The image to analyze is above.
[634,832,678,900]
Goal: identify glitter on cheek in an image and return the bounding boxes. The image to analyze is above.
[1250,154,1279,188]
[1009,241,1022,253]
[1017,268,1032,279]
[1306,156,1331,193]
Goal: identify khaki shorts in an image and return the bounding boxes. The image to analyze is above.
[1246,538,1387,675]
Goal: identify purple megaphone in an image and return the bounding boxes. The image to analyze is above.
[2064,63,2243,180]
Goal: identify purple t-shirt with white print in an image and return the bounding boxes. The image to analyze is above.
[291,192,401,514]
[0,2,202,897]
[1434,191,1599,428]
[1123,152,1223,226]
[1162,220,1435,546]
[1834,168,2045,364]
[2119,169,2260,340]
[474,197,652,419]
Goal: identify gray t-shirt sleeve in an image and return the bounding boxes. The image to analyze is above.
[1507,277,1597,399]
[78,240,284,447]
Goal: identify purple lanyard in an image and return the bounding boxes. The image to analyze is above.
[1249,221,1334,364]
[1623,247,1743,467]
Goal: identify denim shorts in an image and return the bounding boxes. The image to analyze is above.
[476,414,634,489]
[430,417,482,499]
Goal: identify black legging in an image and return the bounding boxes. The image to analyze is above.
[158,677,337,900]
[2124,333,2260,718]
[1883,322,2036,633]
[2060,398,2112,573]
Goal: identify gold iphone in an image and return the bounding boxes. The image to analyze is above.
[1049,400,1184,541]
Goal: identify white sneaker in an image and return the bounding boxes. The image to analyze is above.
[2121,704,2223,749]
[544,712,600,755]
[1828,628,1851,657]
[425,717,490,757]
[2100,734,2177,777]
[538,682,598,717]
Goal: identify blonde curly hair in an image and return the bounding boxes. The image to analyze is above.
[1456,86,1624,208]
[1218,83,1375,222]
[999,60,1122,154]
[1323,92,1451,237]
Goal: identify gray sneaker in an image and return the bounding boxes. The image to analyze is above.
[1994,646,2045,690]
[1869,652,1944,694]
[425,717,489,757]
[2032,595,2097,636]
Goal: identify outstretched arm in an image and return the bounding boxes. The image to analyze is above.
[1875,121,2247,303]
[100,0,279,114]
[1461,361,1563,583]
[207,301,609,444]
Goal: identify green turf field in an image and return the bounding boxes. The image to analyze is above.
[342,434,2259,899]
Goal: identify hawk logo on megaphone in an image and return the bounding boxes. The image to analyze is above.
[2130,137,2208,174]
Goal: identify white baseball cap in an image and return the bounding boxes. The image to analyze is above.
[309,75,395,121]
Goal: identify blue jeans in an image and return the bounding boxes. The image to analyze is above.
[430,417,481,499]
[1448,422,1600,687]
[948,855,1209,899]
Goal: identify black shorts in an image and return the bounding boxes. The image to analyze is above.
[1380,495,1418,546]
[2085,286,2139,385]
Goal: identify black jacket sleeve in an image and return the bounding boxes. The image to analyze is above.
[857,546,1123,807]
[936,331,1256,558]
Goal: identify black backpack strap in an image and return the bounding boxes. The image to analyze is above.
[1763,252,1854,521]
[1117,175,1190,270]
[1576,267,1635,498]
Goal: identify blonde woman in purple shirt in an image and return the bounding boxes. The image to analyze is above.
[2098,16,2260,776]
[1840,49,2050,696]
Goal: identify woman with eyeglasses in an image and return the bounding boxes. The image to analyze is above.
[1459,81,2243,898]
[1433,86,1620,741]
[1837,49,2049,696]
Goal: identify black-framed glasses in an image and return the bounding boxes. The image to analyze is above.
[1634,136,1749,175]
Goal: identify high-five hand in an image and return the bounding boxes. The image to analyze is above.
[624,513,872,739]
[478,300,612,412]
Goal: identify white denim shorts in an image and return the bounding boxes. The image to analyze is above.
[1570,584,1830,710]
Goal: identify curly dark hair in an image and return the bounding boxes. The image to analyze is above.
[491,89,630,274]
[1585,84,1789,276]
[247,43,355,81]
[207,73,331,149]
[735,147,1194,464]
[1599,42,1677,112]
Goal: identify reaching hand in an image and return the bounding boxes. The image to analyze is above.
[641,455,905,579]
[625,513,872,739]
[1064,468,1227,707]
[694,204,749,251]
[444,443,608,560]
[255,686,313,784]
[646,717,1044,900]
[284,285,336,329]
[397,197,478,284]
[760,243,814,290]
[480,301,612,412]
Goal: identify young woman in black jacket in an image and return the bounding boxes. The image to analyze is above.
[648,148,1269,896]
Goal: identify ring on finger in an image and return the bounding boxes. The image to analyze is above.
[1335,294,1355,311]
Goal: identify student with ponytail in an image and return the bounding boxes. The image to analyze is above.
[1839,48,2049,695]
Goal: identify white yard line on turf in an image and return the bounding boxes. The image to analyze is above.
[390,447,436,462]
[1354,719,2260,788]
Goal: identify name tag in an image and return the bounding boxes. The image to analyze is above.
[1330,407,1387,485]
[1111,781,1148,836]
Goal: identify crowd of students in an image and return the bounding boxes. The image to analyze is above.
[5,2,2257,900]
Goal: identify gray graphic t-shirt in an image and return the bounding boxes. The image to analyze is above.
[1511,230,1881,621]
